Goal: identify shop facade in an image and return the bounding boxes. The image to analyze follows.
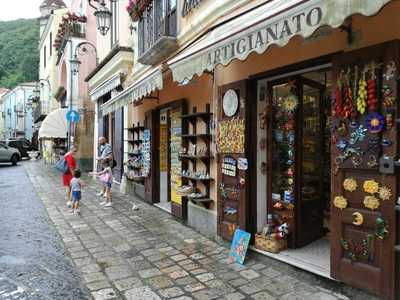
[102,0,399,298]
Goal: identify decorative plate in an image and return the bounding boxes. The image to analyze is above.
[366,113,384,134]
[363,179,379,194]
[343,178,357,192]
[223,89,239,117]
[363,195,380,210]
[334,196,348,210]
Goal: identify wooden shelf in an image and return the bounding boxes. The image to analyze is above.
[181,112,212,122]
[126,139,143,145]
[126,126,145,132]
[179,154,213,161]
[181,134,212,143]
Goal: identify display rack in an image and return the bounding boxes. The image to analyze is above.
[125,122,145,183]
[179,104,213,208]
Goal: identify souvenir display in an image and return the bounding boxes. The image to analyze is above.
[221,156,237,177]
[375,217,389,240]
[217,118,245,153]
[378,186,392,201]
[363,195,380,210]
[125,124,145,182]
[384,60,396,80]
[170,110,183,205]
[342,69,353,119]
[282,94,298,113]
[142,129,151,177]
[366,112,384,133]
[356,67,367,114]
[237,158,248,170]
[343,178,357,192]
[363,179,379,194]
[334,196,348,210]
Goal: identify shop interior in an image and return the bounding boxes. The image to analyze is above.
[255,66,333,277]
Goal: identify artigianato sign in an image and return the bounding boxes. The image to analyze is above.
[206,6,323,66]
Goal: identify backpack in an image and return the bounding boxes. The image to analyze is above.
[55,156,69,174]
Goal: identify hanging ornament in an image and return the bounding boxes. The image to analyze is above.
[349,125,367,145]
[363,179,379,194]
[375,217,389,239]
[337,121,347,137]
[282,94,298,113]
[384,60,396,80]
[356,66,367,114]
[363,195,380,210]
[382,85,394,108]
[343,178,358,192]
[366,112,384,134]
[366,62,379,112]
[367,155,378,168]
[385,112,394,130]
[342,68,353,119]
[334,196,348,210]
[378,186,392,201]
[335,71,344,117]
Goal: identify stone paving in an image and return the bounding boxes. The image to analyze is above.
[24,161,378,300]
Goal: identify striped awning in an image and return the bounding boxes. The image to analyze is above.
[89,73,122,101]
[101,66,163,115]
[168,0,391,84]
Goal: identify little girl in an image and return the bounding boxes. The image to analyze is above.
[70,169,84,214]
[91,161,113,208]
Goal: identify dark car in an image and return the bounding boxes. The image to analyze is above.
[0,139,38,158]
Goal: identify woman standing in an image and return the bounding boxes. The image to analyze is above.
[63,145,77,205]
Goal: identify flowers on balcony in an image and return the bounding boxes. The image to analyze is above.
[53,12,87,51]
[126,0,151,22]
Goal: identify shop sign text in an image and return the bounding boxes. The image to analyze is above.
[182,0,204,17]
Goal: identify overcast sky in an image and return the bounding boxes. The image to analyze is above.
[0,0,71,21]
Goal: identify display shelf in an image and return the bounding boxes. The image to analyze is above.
[181,112,213,123]
[126,122,145,186]
[181,175,213,182]
[181,133,212,143]
[179,154,213,163]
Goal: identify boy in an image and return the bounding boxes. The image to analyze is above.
[70,169,84,214]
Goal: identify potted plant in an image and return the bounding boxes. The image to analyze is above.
[126,0,151,22]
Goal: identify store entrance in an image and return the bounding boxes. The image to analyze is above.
[256,67,332,275]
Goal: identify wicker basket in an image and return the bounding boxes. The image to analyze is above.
[255,234,287,254]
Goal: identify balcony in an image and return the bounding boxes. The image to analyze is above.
[33,102,48,124]
[137,0,178,65]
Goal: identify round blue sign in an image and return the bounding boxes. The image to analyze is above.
[66,110,80,123]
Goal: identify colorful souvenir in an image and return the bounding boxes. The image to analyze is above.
[384,60,396,80]
[363,195,380,210]
[259,137,267,150]
[375,217,389,240]
[343,178,358,192]
[282,94,298,113]
[337,121,347,137]
[349,125,367,145]
[336,140,348,151]
[340,235,373,261]
[273,202,284,210]
[335,71,344,117]
[382,138,392,147]
[385,112,394,130]
[367,155,378,168]
[366,112,384,133]
[363,179,379,194]
[352,212,364,226]
[356,68,367,114]
[378,186,392,201]
[333,196,348,210]
[217,118,245,153]
[367,62,379,112]
[342,68,353,119]
[351,156,362,167]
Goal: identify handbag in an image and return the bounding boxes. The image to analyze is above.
[99,172,110,183]
[55,157,69,174]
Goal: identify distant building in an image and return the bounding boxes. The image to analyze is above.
[0,88,10,139]
[1,83,37,141]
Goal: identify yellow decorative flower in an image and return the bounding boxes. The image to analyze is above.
[378,186,392,201]
[363,195,380,210]
[363,180,379,194]
[334,196,348,210]
[343,178,357,192]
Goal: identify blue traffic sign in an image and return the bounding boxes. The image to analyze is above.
[66,110,80,123]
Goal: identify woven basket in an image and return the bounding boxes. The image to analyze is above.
[255,234,287,253]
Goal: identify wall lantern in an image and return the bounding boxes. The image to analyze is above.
[89,0,116,36]
[70,56,82,75]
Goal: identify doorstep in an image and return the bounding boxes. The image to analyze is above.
[250,246,334,280]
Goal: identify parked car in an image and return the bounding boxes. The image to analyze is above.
[0,142,21,165]
[0,139,37,158]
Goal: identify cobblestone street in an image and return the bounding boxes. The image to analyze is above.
[23,161,377,300]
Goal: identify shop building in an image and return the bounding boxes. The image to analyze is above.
[94,0,399,299]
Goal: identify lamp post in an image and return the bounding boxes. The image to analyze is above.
[88,0,117,36]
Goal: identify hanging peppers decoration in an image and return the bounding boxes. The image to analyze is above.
[356,66,367,114]
[334,71,344,118]
[367,62,379,112]
[342,68,353,119]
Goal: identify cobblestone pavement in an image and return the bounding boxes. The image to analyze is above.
[24,161,378,300]
[0,163,89,299]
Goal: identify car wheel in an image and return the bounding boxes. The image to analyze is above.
[11,155,19,166]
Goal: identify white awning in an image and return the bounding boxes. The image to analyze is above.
[168,0,391,84]
[38,108,68,139]
[90,72,122,101]
[101,66,163,115]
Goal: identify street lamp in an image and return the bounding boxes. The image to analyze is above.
[89,0,117,36]
[70,56,81,75]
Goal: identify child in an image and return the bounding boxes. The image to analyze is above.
[70,169,84,214]
[92,161,113,208]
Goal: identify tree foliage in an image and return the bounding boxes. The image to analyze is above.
[0,19,39,89]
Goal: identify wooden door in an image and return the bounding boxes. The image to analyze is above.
[330,41,399,300]
[112,108,124,182]
[144,109,160,204]
[217,81,249,240]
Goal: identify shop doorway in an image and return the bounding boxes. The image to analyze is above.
[256,66,333,276]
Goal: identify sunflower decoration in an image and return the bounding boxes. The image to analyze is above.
[363,195,380,210]
[333,196,348,210]
[343,178,357,192]
[363,179,379,194]
[282,94,298,113]
[378,186,392,201]
[366,112,385,134]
